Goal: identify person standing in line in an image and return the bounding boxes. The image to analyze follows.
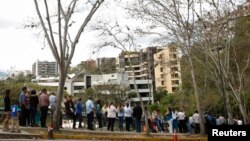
[133,102,143,133]
[49,91,56,127]
[39,88,49,128]
[96,99,103,129]
[29,90,39,127]
[192,111,200,134]
[26,90,31,126]
[76,98,83,128]
[85,96,95,130]
[107,102,117,131]
[10,100,21,133]
[101,103,108,127]
[19,86,28,126]
[64,95,77,129]
[172,109,178,133]
[3,89,11,131]
[117,103,124,131]
[124,103,133,131]
[165,107,173,133]
[177,109,186,133]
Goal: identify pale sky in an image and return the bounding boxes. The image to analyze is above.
[0,0,132,72]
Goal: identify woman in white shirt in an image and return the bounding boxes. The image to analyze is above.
[107,102,117,131]
[124,103,133,131]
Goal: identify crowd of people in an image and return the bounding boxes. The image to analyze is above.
[1,86,144,132]
[2,87,54,132]
[1,87,244,134]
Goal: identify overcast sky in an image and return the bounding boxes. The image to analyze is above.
[0,0,132,72]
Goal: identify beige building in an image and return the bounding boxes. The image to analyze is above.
[154,45,181,93]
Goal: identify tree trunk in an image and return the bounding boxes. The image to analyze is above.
[237,97,249,124]
[53,69,66,131]
[128,57,150,135]
[225,92,234,125]
[188,56,206,135]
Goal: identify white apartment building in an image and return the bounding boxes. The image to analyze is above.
[32,73,154,103]
[32,60,58,77]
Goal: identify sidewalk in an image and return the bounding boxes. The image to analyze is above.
[1,125,208,140]
[0,128,41,139]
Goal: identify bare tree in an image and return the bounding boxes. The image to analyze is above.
[129,0,207,134]
[33,0,105,130]
[193,0,249,124]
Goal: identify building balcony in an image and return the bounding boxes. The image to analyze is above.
[131,96,153,102]
[124,64,141,68]
[73,90,84,93]
[138,89,150,93]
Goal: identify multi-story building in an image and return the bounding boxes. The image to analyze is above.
[85,72,154,103]
[81,59,96,69]
[32,72,154,103]
[96,57,116,67]
[154,45,181,93]
[118,47,157,80]
[117,47,158,102]
[32,60,58,77]
[96,57,116,73]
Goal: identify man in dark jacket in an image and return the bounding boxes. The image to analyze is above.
[133,102,143,132]
[3,89,11,131]
[29,90,39,127]
[64,95,76,129]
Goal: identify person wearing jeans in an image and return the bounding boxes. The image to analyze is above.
[96,99,103,128]
[76,98,83,128]
[117,103,124,131]
[86,96,95,130]
[39,88,49,128]
[133,102,142,132]
[107,102,117,131]
[124,103,133,131]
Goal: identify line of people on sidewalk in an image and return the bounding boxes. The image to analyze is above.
[2,87,58,132]
[65,95,144,133]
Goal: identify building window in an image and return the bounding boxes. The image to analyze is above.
[161,74,164,79]
[160,67,163,72]
[173,54,177,58]
[170,60,178,65]
[158,54,163,59]
[172,80,179,85]
[130,84,135,89]
[170,48,177,52]
[172,87,177,92]
[161,81,164,85]
[171,73,179,78]
[74,86,84,90]
[171,67,178,72]
[140,93,149,97]
[138,84,149,89]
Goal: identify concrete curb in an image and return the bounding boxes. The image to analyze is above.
[39,133,208,141]
[0,132,42,139]
[6,127,208,141]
